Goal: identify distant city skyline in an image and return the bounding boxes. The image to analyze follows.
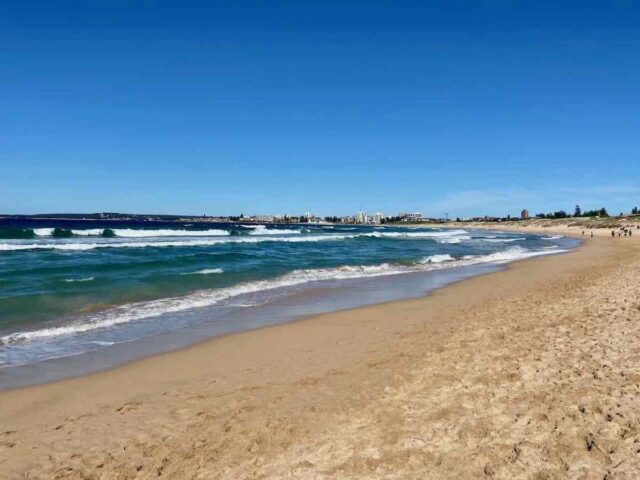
[1,2,639,217]
[3,203,637,224]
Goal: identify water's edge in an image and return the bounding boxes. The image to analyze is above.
[0,244,578,392]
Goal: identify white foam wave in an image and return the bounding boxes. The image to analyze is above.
[465,245,566,264]
[420,254,455,263]
[1,246,568,346]
[417,246,569,270]
[30,227,232,238]
[481,237,526,243]
[246,225,301,235]
[63,277,95,283]
[34,228,103,236]
[0,263,411,345]
[366,229,468,239]
[71,229,104,236]
[0,234,361,251]
[436,236,472,244]
[542,235,564,240]
[0,229,531,252]
[181,268,224,275]
[111,228,230,237]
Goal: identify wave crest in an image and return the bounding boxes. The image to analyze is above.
[244,225,302,235]
[111,228,230,237]
[1,245,567,346]
[180,268,224,275]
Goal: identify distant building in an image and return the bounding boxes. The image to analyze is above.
[521,209,529,220]
[371,212,384,224]
[254,215,275,222]
[355,211,368,224]
[399,212,422,222]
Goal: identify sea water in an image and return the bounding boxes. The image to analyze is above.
[0,219,578,387]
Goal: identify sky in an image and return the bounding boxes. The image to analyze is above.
[1,1,639,218]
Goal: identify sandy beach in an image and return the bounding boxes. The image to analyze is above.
[446,218,640,239]
[1,231,640,479]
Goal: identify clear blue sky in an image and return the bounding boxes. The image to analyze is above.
[1,1,639,217]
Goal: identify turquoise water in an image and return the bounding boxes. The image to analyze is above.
[0,220,578,370]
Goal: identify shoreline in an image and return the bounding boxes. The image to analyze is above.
[0,231,577,392]
[0,260,506,392]
[2,232,639,477]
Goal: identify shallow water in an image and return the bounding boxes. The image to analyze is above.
[0,219,579,387]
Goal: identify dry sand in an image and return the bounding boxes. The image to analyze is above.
[1,232,640,479]
[445,219,640,239]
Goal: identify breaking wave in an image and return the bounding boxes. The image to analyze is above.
[421,254,455,263]
[9,227,232,239]
[1,245,566,346]
[244,225,302,235]
[110,228,230,237]
[0,234,361,251]
[0,229,473,252]
[481,237,527,243]
[364,229,468,239]
[180,268,224,275]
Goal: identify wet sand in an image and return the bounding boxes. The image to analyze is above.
[1,233,640,479]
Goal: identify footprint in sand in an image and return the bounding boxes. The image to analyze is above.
[115,401,142,413]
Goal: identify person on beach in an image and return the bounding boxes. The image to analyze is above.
[612,230,616,237]
[590,231,594,238]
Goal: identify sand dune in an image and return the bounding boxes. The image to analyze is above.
[1,234,640,479]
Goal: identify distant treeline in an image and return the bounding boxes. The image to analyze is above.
[535,205,611,219]
[535,206,639,219]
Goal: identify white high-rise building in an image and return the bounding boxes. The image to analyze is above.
[372,212,384,224]
[356,211,367,224]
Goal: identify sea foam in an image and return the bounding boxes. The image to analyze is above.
[181,268,224,275]
[33,228,55,236]
[111,228,230,237]
[481,237,527,243]
[26,227,231,238]
[71,229,105,236]
[0,234,362,251]
[1,245,567,346]
[245,225,302,235]
[0,228,478,252]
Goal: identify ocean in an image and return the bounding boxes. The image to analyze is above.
[0,218,579,387]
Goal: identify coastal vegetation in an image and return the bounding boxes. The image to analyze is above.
[535,206,609,219]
